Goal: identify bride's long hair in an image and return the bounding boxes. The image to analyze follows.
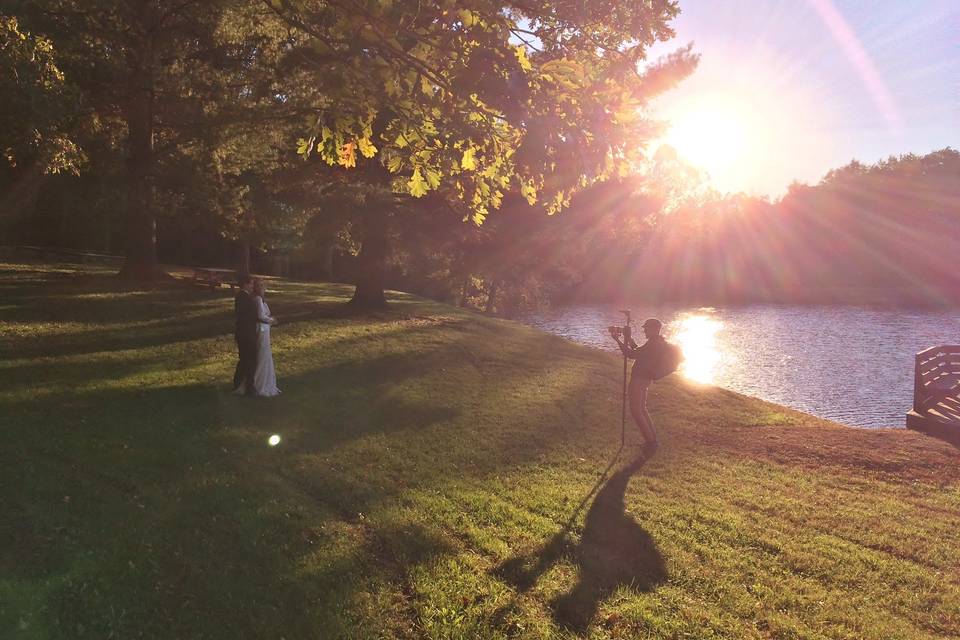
[253,278,266,298]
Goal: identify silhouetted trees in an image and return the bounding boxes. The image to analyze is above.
[391,148,960,312]
[567,148,960,307]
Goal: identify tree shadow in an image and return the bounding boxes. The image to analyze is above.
[0,291,446,360]
[0,264,469,360]
[495,453,666,633]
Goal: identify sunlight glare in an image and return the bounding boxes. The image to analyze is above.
[663,95,756,193]
[672,314,723,384]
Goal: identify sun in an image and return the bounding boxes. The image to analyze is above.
[661,94,760,193]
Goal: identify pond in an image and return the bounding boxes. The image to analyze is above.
[519,305,960,428]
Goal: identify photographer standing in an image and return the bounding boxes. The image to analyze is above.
[609,318,680,456]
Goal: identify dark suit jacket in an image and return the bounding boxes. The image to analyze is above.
[234,290,259,342]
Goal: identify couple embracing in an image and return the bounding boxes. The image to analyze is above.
[233,274,281,397]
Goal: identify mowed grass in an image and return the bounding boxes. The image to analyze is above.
[2,262,959,640]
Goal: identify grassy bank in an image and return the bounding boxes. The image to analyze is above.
[2,262,959,640]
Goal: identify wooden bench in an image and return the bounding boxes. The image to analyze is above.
[907,345,960,431]
[192,267,237,292]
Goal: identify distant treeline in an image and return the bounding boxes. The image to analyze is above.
[439,148,960,311]
[619,149,959,307]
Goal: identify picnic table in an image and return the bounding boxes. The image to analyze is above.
[192,267,237,291]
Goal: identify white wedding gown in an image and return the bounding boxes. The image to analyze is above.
[252,296,281,397]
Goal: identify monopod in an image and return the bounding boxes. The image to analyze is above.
[619,309,631,447]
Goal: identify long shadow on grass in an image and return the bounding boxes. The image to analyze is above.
[0,268,378,359]
[0,315,474,415]
[495,454,665,633]
[0,294,426,360]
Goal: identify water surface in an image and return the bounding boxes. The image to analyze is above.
[520,305,960,428]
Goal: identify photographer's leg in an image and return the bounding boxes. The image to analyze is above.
[629,378,658,449]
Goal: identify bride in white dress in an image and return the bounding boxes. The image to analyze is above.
[252,279,281,397]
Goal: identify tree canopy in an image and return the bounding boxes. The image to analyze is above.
[276,0,696,222]
[3,0,695,295]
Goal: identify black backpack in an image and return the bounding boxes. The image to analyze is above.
[652,341,683,380]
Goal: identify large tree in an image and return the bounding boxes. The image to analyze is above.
[7,0,296,280]
[268,0,697,307]
[0,14,82,226]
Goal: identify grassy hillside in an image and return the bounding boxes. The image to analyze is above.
[2,262,959,640]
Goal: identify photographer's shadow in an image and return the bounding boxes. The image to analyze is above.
[495,455,666,632]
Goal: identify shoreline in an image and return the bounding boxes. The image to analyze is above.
[517,303,955,431]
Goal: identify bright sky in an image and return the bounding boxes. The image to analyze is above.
[646,0,960,197]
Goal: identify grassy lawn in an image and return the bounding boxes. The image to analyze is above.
[2,261,959,640]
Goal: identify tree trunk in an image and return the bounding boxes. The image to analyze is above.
[320,242,336,280]
[0,162,45,232]
[458,275,470,308]
[236,237,251,276]
[485,279,499,314]
[349,208,388,309]
[118,36,160,281]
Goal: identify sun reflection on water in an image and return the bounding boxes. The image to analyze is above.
[672,313,723,384]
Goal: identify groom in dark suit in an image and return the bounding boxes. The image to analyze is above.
[233,274,259,396]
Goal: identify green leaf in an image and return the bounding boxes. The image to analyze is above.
[385,154,403,173]
[458,9,476,27]
[460,147,477,171]
[515,46,532,72]
[407,166,429,197]
[420,75,434,96]
[383,76,400,97]
[520,181,537,205]
[424,167,441,189]
[357,137,378,158]
[296,136,315,157]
